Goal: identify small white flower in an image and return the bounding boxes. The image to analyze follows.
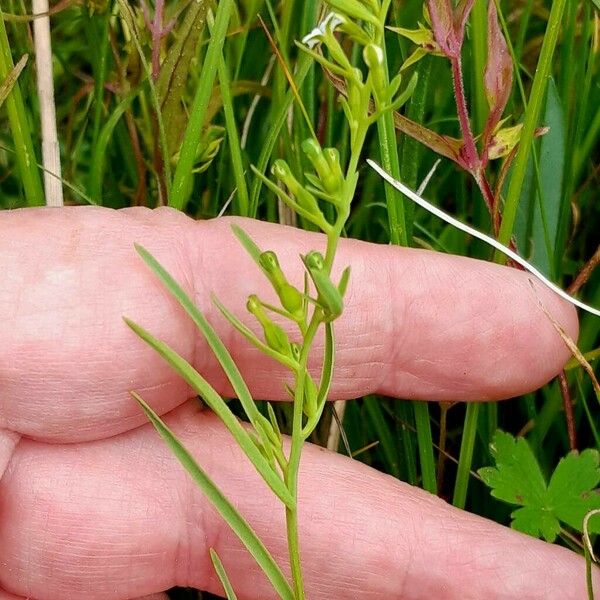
[301,12,346,49]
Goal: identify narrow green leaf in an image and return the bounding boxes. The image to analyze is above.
[210,549,238,600]
[134,244,265,427]
[452,403,479,509]
[497,0,568,256]
[364,396,401,478]
[530,78,565,278]
[131,392,293,600]
[249,54,312,217]
[231,224,262,263]
[218,49,249,216]
[124,318,294,509]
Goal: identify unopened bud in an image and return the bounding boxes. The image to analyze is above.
[302,140,340,194]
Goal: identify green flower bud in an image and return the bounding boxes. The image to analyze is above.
[363,44,386,99]
[259,251,286,286]
[324,148,344,188]
[305,250,325,272]
[272,160,301,195]
[247,294,292,356]
[278,282,304,320]
[290,343,302,363]
[302,251,343,322]
[302,140,340,194]
[258,251,304,320]
[272,160,323,218]
[324,1,379,26]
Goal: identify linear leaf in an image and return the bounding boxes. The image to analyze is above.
[131,392,293,600]
[231,224,262,263]
[124,318,294,509]
[134,244,265,427]
[210,549,238,600]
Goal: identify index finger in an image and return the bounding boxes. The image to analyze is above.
[0,206,577,442]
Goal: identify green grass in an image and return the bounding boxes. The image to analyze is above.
[1,1,599,597]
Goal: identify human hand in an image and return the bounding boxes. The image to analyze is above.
[0,207,595,599]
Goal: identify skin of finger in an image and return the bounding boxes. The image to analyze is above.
[0,592,168,600]
[0,207,577,443]
[0,403,596,600]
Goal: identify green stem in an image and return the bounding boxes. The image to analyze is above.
[285,315,320,599]
[453,403,480,509]
[496,0,568,256]
[413,401,437,494]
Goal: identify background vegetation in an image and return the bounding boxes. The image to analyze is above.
[1,0,599,597]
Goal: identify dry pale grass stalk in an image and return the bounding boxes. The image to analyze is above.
[33,0,63,206]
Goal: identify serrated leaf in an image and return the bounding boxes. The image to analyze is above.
[479,430,547,506]
[479,431,600,541]
[511,506,561,542]
[547,449,600,532]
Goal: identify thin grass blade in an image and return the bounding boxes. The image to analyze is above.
[170,0,234,210]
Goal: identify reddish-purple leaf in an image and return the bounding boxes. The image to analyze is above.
[426,0,459,57]
[482,0,513,160]
[453,0,476,43]
[427,0,474,58]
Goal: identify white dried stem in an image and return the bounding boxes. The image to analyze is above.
[33,0,63,206]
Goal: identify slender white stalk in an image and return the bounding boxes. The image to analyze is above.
[33,0,63,206]
[368,159,600,318]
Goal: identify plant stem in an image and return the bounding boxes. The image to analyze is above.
[453,403,479,509]
[285,315,320,599]
[450,56,479,172]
